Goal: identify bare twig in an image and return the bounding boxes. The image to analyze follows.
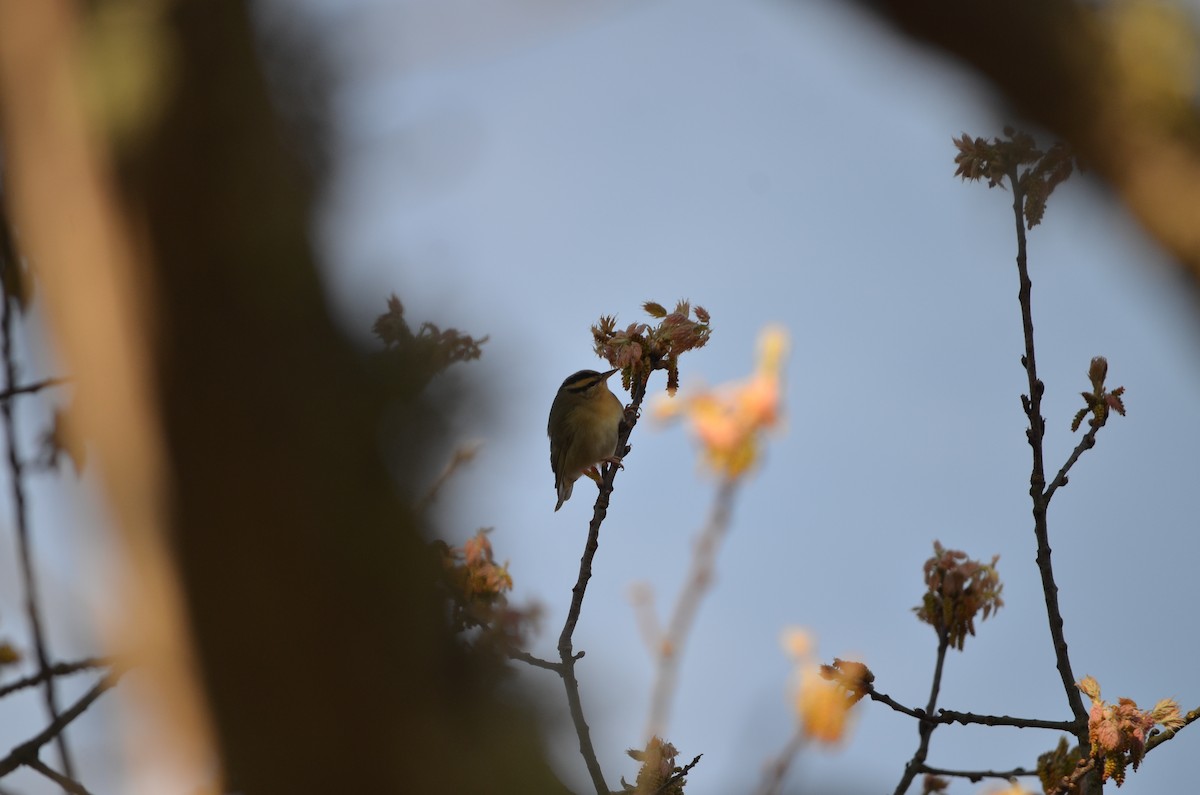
[416,441,482,512]
[866,685,1077,732]
[1008,163,1094,790]
[919,764,1038,782]
[0,377,67,403]
[0,657,111,699]
[1048,756,1097,795]
[644,477,738,740]
[1146,704,1200,754]
[653,753,703,795]
[1043,424,1101,505]
[866,687,928,720]
[507,649,562,674]
[937,708,1077,732]
[0,671,121,777]
[0,288,75,784]
[892,632,950,795]
[24,757,94,795]
[1010,165,1090,719]
[756,729,805,795]
[554,374,650,795]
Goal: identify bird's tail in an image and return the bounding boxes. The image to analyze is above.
[554,478,573,512]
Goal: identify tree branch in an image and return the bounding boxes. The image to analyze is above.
[1145,703,1200,754]
[1009,165,1089,734]
[24,757,94,795]
[0,671,121,777]
[867,684,1077,731]
[644,477,738,740]
[919,764,1039,782]
[1043,423,1101,505]
[554,372,651,795]
[0,657,110,700]
[756,729,805,795]
[654,753,702,795]
[0,377,67,403]
[937,709,1078,732]
[0,287,75,784]
[508,649,562,674]
[893,633,950,795]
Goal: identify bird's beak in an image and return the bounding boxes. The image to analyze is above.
[602,368,619,379]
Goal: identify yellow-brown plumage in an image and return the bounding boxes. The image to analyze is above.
[547,368,624,511]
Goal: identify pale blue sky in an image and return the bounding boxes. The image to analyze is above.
[3,1,1199,793]
[304,1,1200,793]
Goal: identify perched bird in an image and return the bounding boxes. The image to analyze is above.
[547,368,624,511]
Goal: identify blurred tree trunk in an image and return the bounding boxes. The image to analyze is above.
[0,1,559,793]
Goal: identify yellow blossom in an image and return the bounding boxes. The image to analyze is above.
[656,326,788,478]
[984,783,1034,795]
[797,666,849,744]
[779,626,866,746]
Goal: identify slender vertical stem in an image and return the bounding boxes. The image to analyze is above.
[1008,166,1088,729]
[756,729,805,795]
[892,633,950,795]
[556,373,649,795]
[644,477,737,740]
[0,291,74,785]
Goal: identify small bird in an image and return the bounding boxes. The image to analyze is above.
[547,368,624,511]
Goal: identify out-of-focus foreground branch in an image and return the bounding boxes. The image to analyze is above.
[859,0,1200,293]
[0,2,557,793]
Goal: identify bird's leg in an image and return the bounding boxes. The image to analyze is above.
[583,455,625,485]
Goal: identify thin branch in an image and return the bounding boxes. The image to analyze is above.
[866,687,928,720]
[1009,165,1089,732]
[507,649,562,674]
[1146,703,1200,754]
[416,441,482,513]
[0,291,75,784]
[1043,424,1101,505]
[756,729,805,795]
[1048,756,1097,795]
[559,660,605,795]
[0,671,121,777]
[892,633,950,795]
[936,709,1078,732]
[628,583,662,656]
[653,753,702,795]
[0,377,67,403]
[644,477,738,740]
[866,685,1077,731]
[0,657,111,699]
[24,757,94,795]
[554,373,651,795]
[919,764,1038,782]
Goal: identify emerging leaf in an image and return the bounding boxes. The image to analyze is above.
[912,541,1003,651]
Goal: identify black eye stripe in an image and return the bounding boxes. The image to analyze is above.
[561,370,602,392]
[567,377,599,392]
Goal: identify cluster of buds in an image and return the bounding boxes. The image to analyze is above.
[593,300,711,395]
[434,530,536,653]
[654,326,787,478]
[952,127,1077,228]
[371,294,488,394]
[1071,356,1126,432]
[621,737,687,794]
[914,542,1003,651]
[1036,736,1085,795]
[1078,675,1183,786]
